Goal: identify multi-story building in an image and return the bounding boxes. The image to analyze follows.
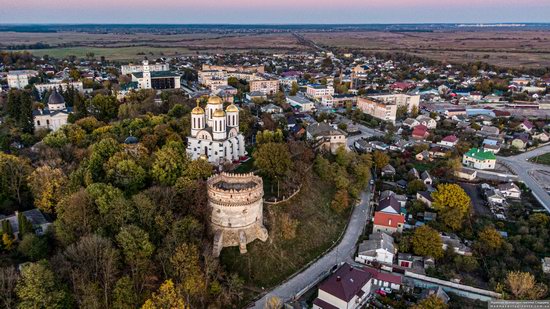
[321,94,357,108]
[7,70,39,89]
[130,60,181,90]
[249,79,279,95]
[368,93,420,113]
[121,62,169,75]
[306,84,334,100]
[357,97,397,124]
[287,94,315,112]
[34,82,84,97]
[462,148,496,170]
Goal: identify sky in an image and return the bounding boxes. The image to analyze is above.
[1,0,549,24]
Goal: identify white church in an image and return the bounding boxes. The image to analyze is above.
[33,89,71,131]
[186,95,246,166]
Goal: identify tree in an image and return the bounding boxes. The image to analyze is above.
[253,142,292,197]
[396,105,408,120]
[412,225,444,259]
[87,94,118,122]
[151,142,188,186]
[28,166,67,213]
[183,159,213,180]
[331,189,350,214]
[290,82,299,96]
[116,225,155,293]
[506,271,548,300]
[54,189,99,245]
[411,295,448,309]
[16,261,72,309]
[18,234,48,261]
[141,280,186,309]
[264,296,283,309]
[106,159,147,192]
[55,234,120,308]
[0,153,31,205]
[475,226,503,255]
[373,150,390,171]
[0,266,19,309]
[113,276,137,309]
[431,184,471,231]
[170,243,205,299]
[407,179,427,195]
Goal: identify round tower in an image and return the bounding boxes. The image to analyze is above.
[207,172,268,257]
[206,95,223,127]
[225,104,239,131]
[212,109,226,140]
[191,100,205,137]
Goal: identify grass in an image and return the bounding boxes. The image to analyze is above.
[529,153,550,166]
[14,46,192,61]
[220,172,345,290]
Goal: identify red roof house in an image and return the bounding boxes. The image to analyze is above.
[411,124,429,140]
[373,212,405,235]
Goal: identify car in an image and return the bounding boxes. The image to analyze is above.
[375,289,387,296]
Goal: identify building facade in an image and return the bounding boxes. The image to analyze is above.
[130,60,181,90]
[207,172,268,257]
[33,89,71,131]
[357,97,397,124]
[186,95,246,166]
[462,148,496,170]
[368,93,420,113]
[249,79,279,95]
[7,70,39,89]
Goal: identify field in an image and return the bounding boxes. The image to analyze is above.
[220,172,345,290]
[530,153,550,166]
[2,28,550,67]
[304,30,550,68]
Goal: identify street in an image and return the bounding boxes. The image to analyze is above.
[497,144,550,212]
[252,187,374,308]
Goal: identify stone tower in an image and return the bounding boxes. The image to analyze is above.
[207,172,268,257]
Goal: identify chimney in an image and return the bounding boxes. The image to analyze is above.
[336,276,341,281]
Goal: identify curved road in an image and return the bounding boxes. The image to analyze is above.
[252,188,373,308]
[497,144,550,212]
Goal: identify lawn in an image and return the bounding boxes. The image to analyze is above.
[15,46,192,61]
[530,153,550,166]
[220,172,345,290]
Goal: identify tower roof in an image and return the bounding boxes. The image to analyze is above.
[192,101,205,115]
[213,109,225,117]
[48,90,65,105]
[207,95,223,105]
[226,104,239,113]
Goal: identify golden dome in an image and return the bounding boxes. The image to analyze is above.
[207,95,223,105]
[192,106,205,115]
[226,104,239,113]
[213,109,225,117]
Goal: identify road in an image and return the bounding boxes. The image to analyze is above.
[252,188,374,308]
[497,144,550,212]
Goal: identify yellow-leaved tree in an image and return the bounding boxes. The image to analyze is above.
[142,280,187,309]
[431,183,471,230]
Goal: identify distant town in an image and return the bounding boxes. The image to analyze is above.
[1,25,550,309]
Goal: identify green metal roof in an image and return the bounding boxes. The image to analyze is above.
[465,148,496,161]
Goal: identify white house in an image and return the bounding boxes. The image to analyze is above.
[306,84,334,100]
[497,183,521,199]
[462,148,496,170]
[7,70,39,89]
[355,232,395,265]
[287,95,315,112]
[416,115,437,129]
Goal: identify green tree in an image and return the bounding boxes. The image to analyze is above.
[0,266,19,309]
[151,141,188,186]
[183,159,213,180]
[253,142,292,197]
[412,225,444,259]
[170,243,205,299]
[112,276,137,309]
[431,184,471,231]
[0,153,31,205]
[87,94,118,122]
[16,261,72,309]
[407,179,427,195]
[106,159,147,192]
[116,225,155,293]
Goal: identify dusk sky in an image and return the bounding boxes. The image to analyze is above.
[1,0,549,24]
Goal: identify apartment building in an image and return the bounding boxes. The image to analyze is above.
[357,97,397,124]
[249,79,279,95]
[368,93,420,113]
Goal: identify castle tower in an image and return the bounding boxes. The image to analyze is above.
[206,95,223,127]
[212,108,226,140]
[207,172,268,257]
[226,104,239,131]
[141,60,151,89]
[191,101,205,137]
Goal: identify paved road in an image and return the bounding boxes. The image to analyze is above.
[346,122,385,150]
[252,188,374,308]
[497,144,550,212]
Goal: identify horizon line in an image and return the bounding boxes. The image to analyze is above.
[1,22,549,26]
